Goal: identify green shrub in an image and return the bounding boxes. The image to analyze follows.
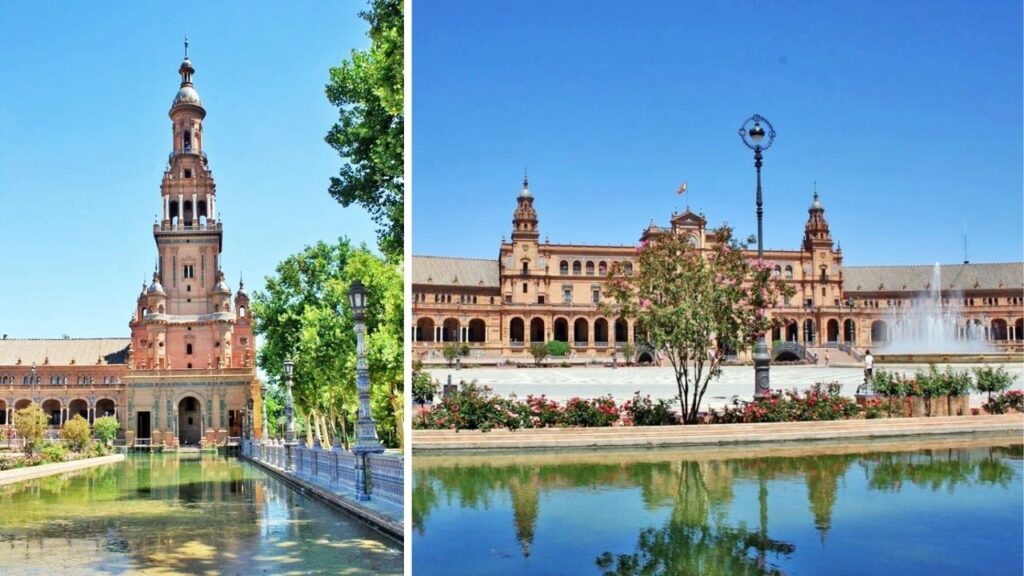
[984,390,1023,414]
[624,393,676,426]
[714,382,859,423]
[562,396,619,427]
[39,442,69,464]
[442,343,460,367]
[973,366,1014,401]
[14,404,49,456]
[529,343,549,366]
[546,340,569,357]
[61,415,91,453]
[93,416,120,445]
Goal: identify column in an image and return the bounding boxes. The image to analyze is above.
[211,195,216,221]
[192,193,198,225]
[205,193,211,221]
[163,195,169,222]
[178,194,184,227]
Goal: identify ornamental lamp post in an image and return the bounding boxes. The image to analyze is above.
[283,358,296,470]
[349,279,383,501]
[739,114,776,398]
[31,361,37,403]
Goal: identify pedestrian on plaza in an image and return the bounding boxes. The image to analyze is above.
[824,350,830,367]
[863,349,873,383]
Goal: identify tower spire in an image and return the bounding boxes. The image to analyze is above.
[184,35,189,59]
[523,166,529,189]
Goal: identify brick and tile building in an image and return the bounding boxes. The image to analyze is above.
[412,177,1024,363]
[0,46,260,445]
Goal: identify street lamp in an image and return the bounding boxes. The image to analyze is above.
[31,361,37,403]
[739,114,776,398]
[282,358,296,470]
[349,279,383,501]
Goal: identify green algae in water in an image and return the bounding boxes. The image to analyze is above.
[0,453,402,575]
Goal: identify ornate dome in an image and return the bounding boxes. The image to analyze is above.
[147,273,165,295]
[173,85,202,107]
[213,269,231,294]
[809,192,823,211]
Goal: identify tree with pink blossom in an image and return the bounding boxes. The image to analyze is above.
[603,227,794,424]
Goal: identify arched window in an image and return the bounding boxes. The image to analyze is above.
[625,262,634,275]
[572,261,582,275]
[239,306,247,317]
[773,265,781,277]
[186,343,194,355]
[598,261,607,275]
[585,262,595,276]
[183,131,192,151]
[522,261,529,275]
[784,265,794,279]
[560,260,569,275]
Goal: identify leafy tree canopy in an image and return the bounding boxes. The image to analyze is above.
[325,0,404,260]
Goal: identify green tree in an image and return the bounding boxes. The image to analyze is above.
[252,238,404,449]
[529,343,549,366]
[14,404,49,456]
[546,340,569,358]
[412,361,437,425]
[619,342,636,366]
[93,416,120,446]
[973,365,1014,402]
[442,343,460,367]
[603,229,793,424]
[325,0,404,260]
[60,415,91,453]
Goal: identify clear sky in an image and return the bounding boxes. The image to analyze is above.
[412,0,1023,266]
[0,1,377,338]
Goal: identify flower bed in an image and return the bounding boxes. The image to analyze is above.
[712,382,861,424]
[0,441,114,471]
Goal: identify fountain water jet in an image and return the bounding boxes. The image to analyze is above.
[881,263,991,354]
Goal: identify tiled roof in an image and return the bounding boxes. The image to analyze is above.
[413,256,500,288]
[843,262,1024,293]
[0,338,131,367]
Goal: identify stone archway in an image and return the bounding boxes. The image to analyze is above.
[826,319,839,342]
[510,318,525,343]
[69,399,89,422]
[871,320,888,343]
[416,317,435,342]
[178,396,203,446]
[467,319,487,343]
[553,318,569,342]
[843,319,856,343]
[529,317,545,343]
[41,399,61,426]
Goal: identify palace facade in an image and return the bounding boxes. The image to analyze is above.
[0,47,260,445]
[412,177,1024,363]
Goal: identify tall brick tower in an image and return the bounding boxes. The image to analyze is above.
[124,40,258,447]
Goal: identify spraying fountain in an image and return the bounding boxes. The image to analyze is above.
[876,263,1016,363]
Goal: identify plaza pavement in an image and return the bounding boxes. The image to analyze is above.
[426,363,1024,409]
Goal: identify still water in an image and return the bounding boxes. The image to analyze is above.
[0,453,402,575]
[413,436,1023,575]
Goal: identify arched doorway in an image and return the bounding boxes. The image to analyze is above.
[0,400,6,426]
[843,319,856,343]
[573,318,589,345]
[467,319,486,342]
[614,318,629,343]
[771,326,781,343]
[69,399,89,422]
[991,319,1008,341]
[529,318,545,343]
[785,322,798,342]
[41,399,61,426]
[826,319,839,342]
[553,318,569,342]
[1015,318,1024,341]
[415,317,435,342]
[96,399,116,419]
[178,396,202,446]
[510,318,525,343]
[803,319,816,345]
[871,320,888,343]
[594,318,609,344]
[442,318,460,342]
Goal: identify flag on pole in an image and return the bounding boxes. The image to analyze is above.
[677,182,688,195]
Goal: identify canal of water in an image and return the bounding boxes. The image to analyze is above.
[413,435,1023,575]
[0,453,403,575]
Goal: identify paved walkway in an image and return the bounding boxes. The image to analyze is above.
[413,413,1024,451]
[426,363,1024,408]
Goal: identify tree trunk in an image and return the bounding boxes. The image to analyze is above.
[319,412,332,447]
[391,381,403,450]
[304,412,314,446]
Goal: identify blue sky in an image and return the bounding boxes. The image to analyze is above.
[412,0,1023,266]
[0,2,377,338]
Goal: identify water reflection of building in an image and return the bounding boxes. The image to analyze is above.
[413,180,1023,362]
[0,45,260,445]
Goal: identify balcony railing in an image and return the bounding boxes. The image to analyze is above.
[168,149,208,162]
[155,221,222,232]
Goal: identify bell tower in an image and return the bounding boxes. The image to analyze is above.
[511,175,539,242]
